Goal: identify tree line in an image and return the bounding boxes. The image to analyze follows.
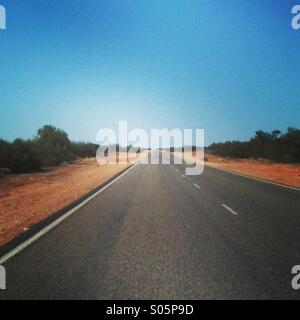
[1,126,299,174]
[0,125,98,173]
[208,128,300,163]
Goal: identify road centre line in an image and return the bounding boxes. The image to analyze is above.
[222,204,239,216]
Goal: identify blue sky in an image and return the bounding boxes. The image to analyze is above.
[0,0,299,145]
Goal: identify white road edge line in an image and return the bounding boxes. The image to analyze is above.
[194,184,201,189]
[0,161,141,265]
[222,204,238,216]
[206,164,300,192]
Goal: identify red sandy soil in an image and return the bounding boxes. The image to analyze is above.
[205,154,300,189]
[0,156,138,247]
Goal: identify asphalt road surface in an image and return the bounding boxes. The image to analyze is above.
[1,152,300,300]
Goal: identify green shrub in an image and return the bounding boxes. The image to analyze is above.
[209,128,300,163]
[9,139,42,173]
[71,142,98,158]
[35,125,75,167]
[0,125,98,174]
[0,139,10,168]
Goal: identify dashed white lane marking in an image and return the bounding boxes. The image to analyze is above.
[194,184,201,189]
[182,175,186,178]
[222,204,239,216]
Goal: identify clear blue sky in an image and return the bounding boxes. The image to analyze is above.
[0,0,299,145]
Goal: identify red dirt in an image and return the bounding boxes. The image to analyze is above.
[205,154,300,188]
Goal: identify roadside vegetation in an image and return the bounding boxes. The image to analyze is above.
[0,125,98,173]
[208,128,300,163]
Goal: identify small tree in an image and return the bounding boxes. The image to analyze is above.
[35,125,74,167]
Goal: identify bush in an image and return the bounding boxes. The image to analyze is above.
[209,128,300,163]
[0,125,99,174]
[9,139,42,173]
[35,125,75,167]
[0,139,10,168]
[71,142,98,158]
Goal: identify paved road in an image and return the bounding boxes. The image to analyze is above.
[1,152,300,299]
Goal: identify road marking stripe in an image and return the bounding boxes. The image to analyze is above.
[206,165,300,192]
[194,184,201,189]
[222,204,238,216]
[182,175,186,178]
[0,161,141,265]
